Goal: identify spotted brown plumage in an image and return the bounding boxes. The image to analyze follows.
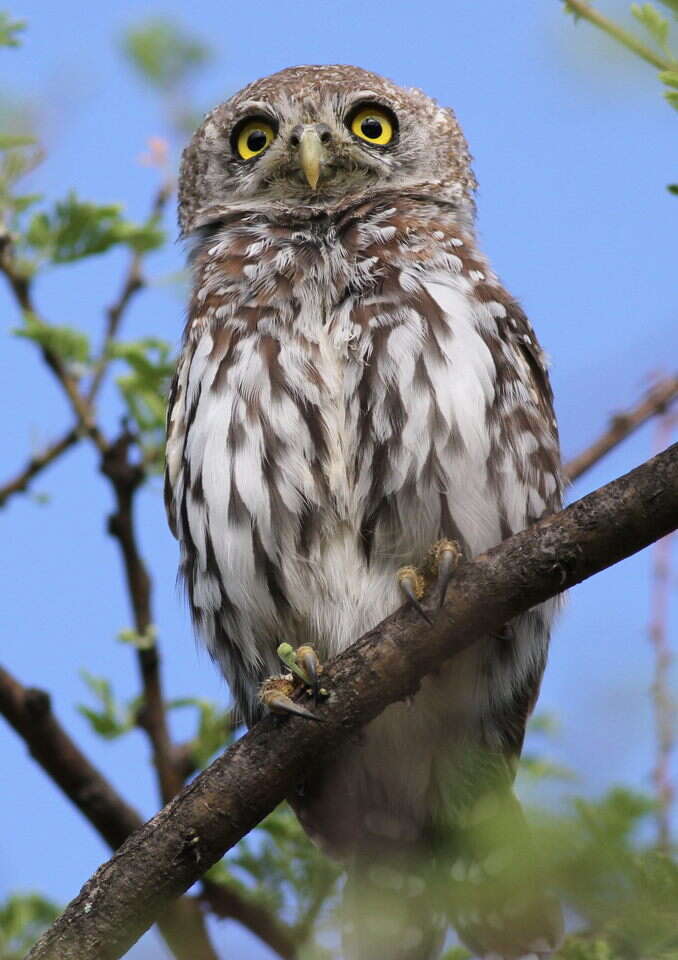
[166,64,563,960]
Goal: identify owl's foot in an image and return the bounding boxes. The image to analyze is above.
[397,538,462,624]
[277,642,322,702]
[259,643,327,721]
[259,675,321,721]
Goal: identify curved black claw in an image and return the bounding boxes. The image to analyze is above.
[397,566,433,625]
[260,677,323,722]
[267,691,322,721]
[434,539,462,609]
[296,644,321,702]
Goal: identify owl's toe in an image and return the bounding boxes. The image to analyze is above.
[259,675,322,722]
[397,565,432,624]
[397,539,462,623]
[426,538,462,609]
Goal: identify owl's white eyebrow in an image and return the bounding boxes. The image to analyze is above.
[345,89,388,106]
[235,100,279,119]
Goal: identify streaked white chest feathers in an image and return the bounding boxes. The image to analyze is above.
[165,198,561,737]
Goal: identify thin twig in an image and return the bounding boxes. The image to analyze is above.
[0,232,108,453]
[564,375,678,482]
[0,666,220,960]
[0,427,80,508]
[649,415,676,851]
[25,443,678,960]
[2,204,185,805]
[87,178,174,402]
[101,428,183,803]
[563,0,674,71]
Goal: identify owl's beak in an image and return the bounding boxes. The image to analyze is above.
[298,128,323,191]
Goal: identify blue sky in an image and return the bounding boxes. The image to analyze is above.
[1,1,676,957]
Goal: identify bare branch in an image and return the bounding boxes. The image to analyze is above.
[25,443,678,960]
[200,880,299,960]
[0,666,142,846]
[564,375,678,482]
[0,666,219,960]
[0,427,80,508]
[101,428,183,803]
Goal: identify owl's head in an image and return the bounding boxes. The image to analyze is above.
[179,65,476,235]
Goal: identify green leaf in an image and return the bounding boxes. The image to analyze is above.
[9,191,42,213]
[25,192,165,264]
[668,182,678,193]
[664,88,678,107]
[631,3,671,49]
[0,133,35,149]
[0,13,26,48]
[441,950,472,960]
[122,19,211,89]
[0,893,60,958]
[109,337,174,444]
[520,753,577,782]
[76,671,138,740]
[167,697,235,768]
[659,68,678,85]
[117,625,157,650]
[13,313,90,365]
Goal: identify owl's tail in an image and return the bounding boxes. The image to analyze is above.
[446,788,563,960]
[342,850,446,960]
[342,790,562,960]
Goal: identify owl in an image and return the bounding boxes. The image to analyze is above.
[165,65,563,960]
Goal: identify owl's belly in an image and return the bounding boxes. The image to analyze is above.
[292,640,498,859]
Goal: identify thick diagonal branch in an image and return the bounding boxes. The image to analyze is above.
[26,443,678,960]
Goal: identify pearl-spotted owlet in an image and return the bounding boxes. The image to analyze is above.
[166,65,563,960]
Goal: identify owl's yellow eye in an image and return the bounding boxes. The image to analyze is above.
[235,119,276,160]
[349,106,395,146]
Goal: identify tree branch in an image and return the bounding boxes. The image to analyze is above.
[0,666,219,960]
[564,375,678,482]
[200,880,299,960]
[101,428,183,804]
[26,443,678,960]
[0,231,108,453]
[87,178,173,402]
[562,0,674,71]
[0,426,80,508]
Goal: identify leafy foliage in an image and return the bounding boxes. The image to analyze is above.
[0,97,43,239]
[0,13,25,48]
[13,313,90,367]
[24,192,164,265]
[208,804,341,940]
[108,337,175,468]
[122,18,210,89]
[542,789,678,959]
[167,697,236,769]
[632,2,672,51]
[77,671,140,740]
[0,893,59,960]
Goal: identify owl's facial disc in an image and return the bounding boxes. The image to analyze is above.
[179,66,478,233]
[228,98,400,197]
